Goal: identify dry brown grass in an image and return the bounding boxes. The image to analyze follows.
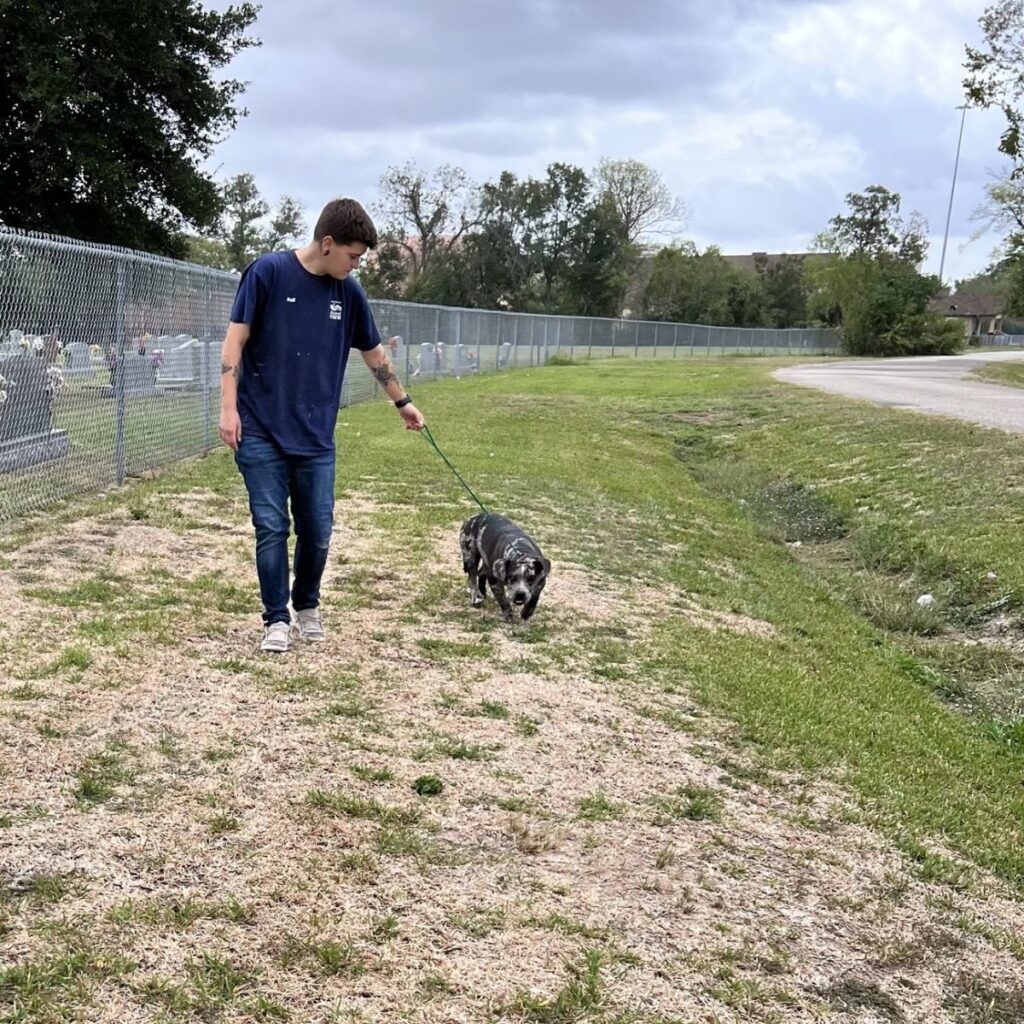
[2,490,1024,1022]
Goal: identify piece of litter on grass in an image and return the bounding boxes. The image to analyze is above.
[489,452,495,457]
[916,593,935,607]
[987,571,998,580]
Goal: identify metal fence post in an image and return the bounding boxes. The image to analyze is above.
[634,321,640,358]
[433,308,441,379]
[113,260,127,486]
[201,275,212,450]
[673,324,679,359]
[588,319,594,359]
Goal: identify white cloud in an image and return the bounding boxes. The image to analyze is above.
[771,0,980,105]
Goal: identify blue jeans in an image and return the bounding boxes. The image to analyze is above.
[234,434,335,626]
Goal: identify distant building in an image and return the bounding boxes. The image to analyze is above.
[926,293,1005,342]
[720,252,822,274]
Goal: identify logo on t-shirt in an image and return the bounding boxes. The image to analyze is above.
[329,300,343,321]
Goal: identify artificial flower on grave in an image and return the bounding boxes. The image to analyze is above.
[45,365,66,398]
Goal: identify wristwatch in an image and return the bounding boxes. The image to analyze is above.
[394,395,413,408]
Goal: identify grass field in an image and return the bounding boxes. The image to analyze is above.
[973,361,1024,389]
[3,356,1024,1022]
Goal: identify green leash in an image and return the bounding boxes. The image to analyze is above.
[420,423,491,515]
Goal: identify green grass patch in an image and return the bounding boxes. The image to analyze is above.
[305,789,420,826]
[651,784,725,824]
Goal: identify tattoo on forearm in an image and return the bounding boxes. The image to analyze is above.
[221,363,240,382]
[371,360,399,388]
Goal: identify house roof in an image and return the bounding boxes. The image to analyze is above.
[927,293,1006,317]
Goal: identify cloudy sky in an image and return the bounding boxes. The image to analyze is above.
[208,0,1007,285]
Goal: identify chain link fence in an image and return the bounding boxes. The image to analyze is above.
[0,227,839,525]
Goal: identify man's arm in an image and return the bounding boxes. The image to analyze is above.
[359,344,425,431]
[219,322,250,450]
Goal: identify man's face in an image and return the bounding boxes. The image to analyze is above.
[321,238,368,279]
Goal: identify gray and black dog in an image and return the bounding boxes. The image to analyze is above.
[459,513,551,622]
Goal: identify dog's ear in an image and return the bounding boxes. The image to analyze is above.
[493,558,507,582]
[534,557,550,577]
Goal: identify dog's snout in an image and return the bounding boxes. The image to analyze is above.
[512,590,528,604]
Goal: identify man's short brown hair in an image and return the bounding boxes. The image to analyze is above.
[313,198,378,248]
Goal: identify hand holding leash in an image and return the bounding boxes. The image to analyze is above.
[398,402,425,431]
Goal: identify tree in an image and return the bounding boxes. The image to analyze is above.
[358,240,410,300]
[374,163,478,281]
[594,158,686,243]
[970,172,1024,237]
[186,174,306,271]
[755,254,811,328]
[560,194,634,317]
[0,0,259,256]
[642,244,769,327]
[815,185,928,265]
[221,173,270,270]
[966,172,1024,313]
[811,189,960,355]
[520,163,593,310]
[965,1,1024,165]
[810,255,961,355]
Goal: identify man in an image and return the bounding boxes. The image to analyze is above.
[219,198,424,653]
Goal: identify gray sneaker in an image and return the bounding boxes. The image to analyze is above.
[261,621,292,653]
[294,607,325,642]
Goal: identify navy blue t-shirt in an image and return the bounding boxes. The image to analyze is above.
[230,251,381,455]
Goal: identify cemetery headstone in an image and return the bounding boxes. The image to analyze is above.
[102,351,159,398]
[63,342,94,378]
[157,344,197,388]
[0,352,70,472]
[418,342,435,377]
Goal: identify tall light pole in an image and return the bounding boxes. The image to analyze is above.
[939,104,969,288]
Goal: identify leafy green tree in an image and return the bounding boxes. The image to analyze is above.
[965,1,1024,165]
[559,194,634,317]
[0,0,259,256]
[642,244,768,327]
[185,235,232,271]
[966,171,1024,313]
[755,254,811,328]
[813,186,958,355]
[186,174,305,271]
[473,171,535,308]
[358,240,410,300]
[815,185,927,264]
[520,163,593,310]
